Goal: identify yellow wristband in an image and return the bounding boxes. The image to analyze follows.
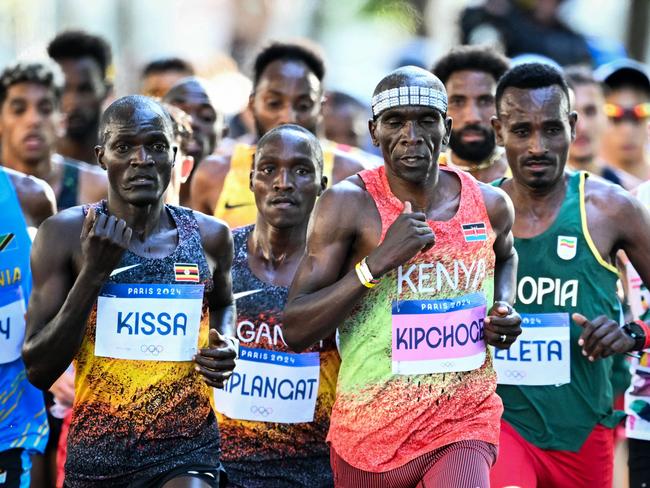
[355,261,376,288]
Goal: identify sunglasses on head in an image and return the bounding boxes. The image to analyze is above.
[604,102,650,123]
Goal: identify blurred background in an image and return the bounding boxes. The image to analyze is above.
[1,0,648,117]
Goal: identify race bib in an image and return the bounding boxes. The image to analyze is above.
[392,292,487,375]
[95,283,204,361]
[493,313,570,385]
[0,285,26,364]
[214,346,320,423]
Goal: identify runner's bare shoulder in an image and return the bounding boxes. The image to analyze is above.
[5,168,56,225]
[190,209,233,259]
[32,205,87,266]
[583,172,645,225]
[477,181,515,234]
[310,174,377,237]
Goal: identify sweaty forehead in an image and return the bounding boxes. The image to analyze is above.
[106,105,172,136]
[499,86,569,119]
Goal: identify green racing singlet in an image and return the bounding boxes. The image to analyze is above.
[495,171,624,452]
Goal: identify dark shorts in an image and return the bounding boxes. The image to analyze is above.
[223,455,333,488]
[629,438,650,488]
[330,440,496,488]
[0,448,31,488]
[64,464,225,488]
[142,464,225,488]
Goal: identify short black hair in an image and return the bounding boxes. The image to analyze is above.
[0,62,62,108]
[564,65,598,90]
[98,95,174,145]
[495,63,571,115]
[141,57,195,79]
[601,70,650,97]
[432,45,510,85]
[47,30,112,79]
[256,123,324,173]
[252,41,325,89]
[325,90,365,110]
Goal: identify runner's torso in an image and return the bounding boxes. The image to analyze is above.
[328,165,501,472]
[0,167,49,454]
[215,225,340,464]
[213,141,336,229]
[495,171,623,452]
[65,202,220,487]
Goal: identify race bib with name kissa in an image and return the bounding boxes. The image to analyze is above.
[214,346,320,423]
[95,283,204,361]
[392,292,487,375]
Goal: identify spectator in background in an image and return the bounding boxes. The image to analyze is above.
[596,59,650,182]
[432,45,510,183]
[565,65,641,189]
[162,77,227,206]
[0,62,107,210]
[460,0,592,66]
[323,90,370,150]
[47,30,113,166]
[140,57,194,98]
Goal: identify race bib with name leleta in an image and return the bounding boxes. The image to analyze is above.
[493,313,570,386]
[214,346,320,423]
[392,292,487,375]
[0,285,26,364]
[95,283,204,361]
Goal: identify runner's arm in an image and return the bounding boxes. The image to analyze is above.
[284,184,370,351]
[197,213,235,335]
[617,192,650,288]
[195,213,236,388]
[483,185,518,305]
[481,184,521,347]
[22,210,105,389]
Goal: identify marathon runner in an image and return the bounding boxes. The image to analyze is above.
[488,62,650,488]
[189,41,377,227]
[214,124,338,487]
[22,95,237,487]
[284,66,522,487]
[0,61,107,210]
[432,45,510,183]
[47,30,113,166]
[162,77,227,208]
[0,168,55,488]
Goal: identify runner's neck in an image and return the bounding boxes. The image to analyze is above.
[106,197,168,241]
[508,172,569,220]
[250,218,307,271]
[383,162,444,213]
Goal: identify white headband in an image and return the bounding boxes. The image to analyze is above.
[371,85,447,117]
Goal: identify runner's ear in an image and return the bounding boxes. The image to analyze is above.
[491,116,504,147]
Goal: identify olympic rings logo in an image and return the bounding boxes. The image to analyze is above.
[140,344,164,355]
[250,405,273,417]
[504,370,526,380]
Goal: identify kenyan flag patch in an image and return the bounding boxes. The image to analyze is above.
[461,222,487,242]
[174,263,200,283]
[0,233,17,252]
